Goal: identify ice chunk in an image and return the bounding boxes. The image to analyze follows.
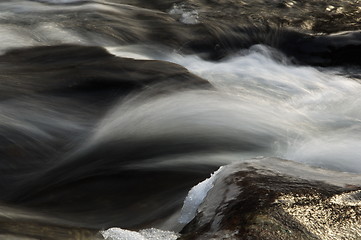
[139,228,179,240]
[100,228,179,240]
[101,228,146,240]
[179,167,223,224]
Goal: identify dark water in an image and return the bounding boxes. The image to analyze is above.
[0,0,360,236]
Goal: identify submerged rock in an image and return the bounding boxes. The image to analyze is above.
[0,203,97,240]
[2,158,360,239]
[0,44,210,100]
[180,158,361,240]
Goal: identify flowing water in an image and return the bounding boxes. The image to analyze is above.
[0,0,360,238]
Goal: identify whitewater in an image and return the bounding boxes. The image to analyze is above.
[0,0,360,239]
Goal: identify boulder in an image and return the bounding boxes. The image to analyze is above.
[180,158,361,240]
[0,44,210,100]
[0,204,97,240]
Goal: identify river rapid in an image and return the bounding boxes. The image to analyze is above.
[0,0,360,239]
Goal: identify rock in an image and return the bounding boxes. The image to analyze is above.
[0,44,212,201]
[0,204,98,240]
[0,44,210,100]
[180,158,361,240]
[280,31,361,67]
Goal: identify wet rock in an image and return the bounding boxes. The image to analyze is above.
[180,158,361,240]
[2,1,361,68]
[0,44,211,183]
[181,0,361,34]
[281,31,361,67]
[0,44,210,100]
[0,44,214,231]
[0,204,98,240]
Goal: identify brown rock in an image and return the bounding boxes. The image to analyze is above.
[180,158,361,240]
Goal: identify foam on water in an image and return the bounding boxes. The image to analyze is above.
[0,27,39,52]
[0,0,359,237]
[0,1,118,12]
[169,47,361,173]
[36,0,86,3]
[107,45,361,173]
[168,3,199,25]
[0,0,128,53]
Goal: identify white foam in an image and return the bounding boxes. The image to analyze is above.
[285,136,361,173]
[105,45,361,174]
[1,0,359,174]
[0,27,39,53]
[37,0,85,3]
[162,46,361,173]
[169,3,199,24]
[0,0,128,53]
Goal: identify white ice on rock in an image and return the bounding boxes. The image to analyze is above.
[100,228,179,240]
[100,168,223,239]
[138,229,179,240]
[178,166,223,224]
[101,228,146,240]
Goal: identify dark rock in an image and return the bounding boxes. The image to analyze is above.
[180,158,361,240]
[0,44,212,230]
[178,0,361,34]
[0,44,210,100]
[280,31,361,67]
[3,0,361,68]
[0,44,211,182]
[0,204,98,240]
